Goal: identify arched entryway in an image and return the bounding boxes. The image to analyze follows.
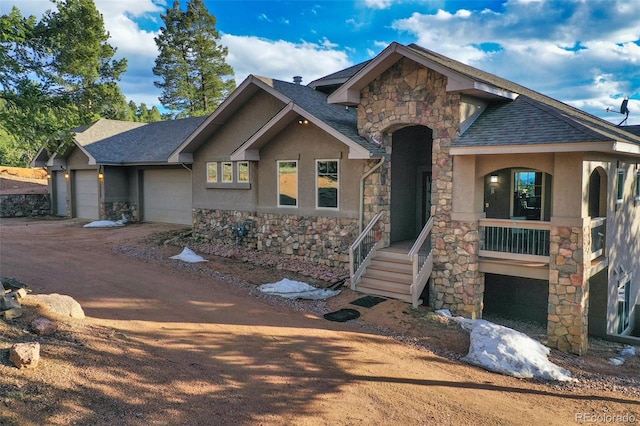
[390,125,433,243]
[588,167,607,218]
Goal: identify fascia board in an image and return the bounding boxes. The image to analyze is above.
[169,76,267,163]
[450,142,616,155]
[613,142,640,156]
[231,102,372,161]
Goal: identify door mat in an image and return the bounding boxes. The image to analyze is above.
[350,295,387,308]
[323,308,360,322]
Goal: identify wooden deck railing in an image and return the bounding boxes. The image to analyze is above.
[349,212,383,289]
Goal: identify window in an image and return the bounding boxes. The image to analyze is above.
[512,170,543,220]
[206,162,218,183]
[222,162,233,183]
[635,169,640,201]
[316,160,338,209]
[278,160,297,207]
[238,161,249,183]
[616,168,625,206]
[617,277,631,334]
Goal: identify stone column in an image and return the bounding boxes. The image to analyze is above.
[547,220,589,355]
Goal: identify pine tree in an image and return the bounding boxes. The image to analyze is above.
[153,0,235,118]
[0,0,127,165]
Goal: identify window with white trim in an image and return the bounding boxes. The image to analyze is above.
[278,160,297,207]
[617,276,631,334]
[635,169,640,202]
[316,160,338,209]
[206,162,218,183]
[238,161,249,183]
[616,167,625,206]
[222,162,233,183]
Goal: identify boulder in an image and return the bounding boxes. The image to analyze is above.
[9,342,40,369]
[28,293,85,319]
[2,307,22,320]
[31,317,58,335]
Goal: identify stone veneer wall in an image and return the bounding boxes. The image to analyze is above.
[548,224,589,355]
[0,194,50,217]
[193,208,359,269]
[101,201,138,222]
[357,58,482,316]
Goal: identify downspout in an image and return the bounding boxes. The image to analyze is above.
[359,156,385,234]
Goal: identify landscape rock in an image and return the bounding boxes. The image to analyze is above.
[31,317,58,335]
[9,342,40,369]
[28,293,85,319]
[2,307,22,320]
[0,296,21,311]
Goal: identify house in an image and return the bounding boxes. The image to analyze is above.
[33,117,206,224]
[32,41,639,355]
[170,42,639,355]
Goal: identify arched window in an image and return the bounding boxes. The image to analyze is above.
[588,168,607,218]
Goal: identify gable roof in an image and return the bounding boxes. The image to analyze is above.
[73,117,206,165]
[327,41,640,156]
[172,75,384,162]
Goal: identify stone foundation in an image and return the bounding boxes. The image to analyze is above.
[102,201,138,222]
[548,224,588,354]
[193,209,359,269]
[0,194,50,217]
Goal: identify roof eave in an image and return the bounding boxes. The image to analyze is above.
[328,42,518,106]
[450,141,617,156]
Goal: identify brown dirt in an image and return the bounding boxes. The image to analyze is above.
[0,170,639,425]
[0,166,48,195]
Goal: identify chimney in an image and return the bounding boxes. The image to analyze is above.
[293,76,302,85]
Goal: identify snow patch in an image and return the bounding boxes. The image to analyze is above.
[436,310,574,381]
[258,278,340,300]
[608,345,637,366]
[170,247,208,263]
[83,214,128,228]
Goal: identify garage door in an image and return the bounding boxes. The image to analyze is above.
[53,171,68,216]
[74,170,99,220]
[143,169,192,225]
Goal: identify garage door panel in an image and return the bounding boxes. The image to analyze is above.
[143,169,192,225]
[74,170,99,220]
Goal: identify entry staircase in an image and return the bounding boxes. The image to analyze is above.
[349,212,434,308]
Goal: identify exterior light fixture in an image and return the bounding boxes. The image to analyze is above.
[46,173,51,179]
[490,175,499,183]
[64,173,70,179]
[98,172,104,180]
[298,117,309,125]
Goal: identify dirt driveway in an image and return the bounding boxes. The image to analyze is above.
[0,218,639,425]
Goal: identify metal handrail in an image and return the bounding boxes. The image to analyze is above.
[408,217,434,308]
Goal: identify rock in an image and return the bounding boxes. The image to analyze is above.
[2,307,22,320]
[28,293,85,319]
[9,342,40,369]
[0,296,21,310]
[31,317,58,335]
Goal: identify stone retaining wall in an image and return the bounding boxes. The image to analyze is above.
[0,194,51,218]
[193,208,359,269]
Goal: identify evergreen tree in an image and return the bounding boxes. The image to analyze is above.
[153,0,235,118]
[0,1,127,165]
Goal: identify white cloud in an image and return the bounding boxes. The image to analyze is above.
[221,35,352,84]
[391,1,640,124]
[364,0,394,10]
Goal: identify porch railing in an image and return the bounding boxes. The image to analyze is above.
[349,211,383,289]
[590,217,606,260]
[479,218,551,262]
[408,217,434,308]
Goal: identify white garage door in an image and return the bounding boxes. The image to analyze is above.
[74,170,99,220]
[143,169,192,225]
[53,171,68,216]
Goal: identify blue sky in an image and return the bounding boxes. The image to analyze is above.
[5,0,640,125]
